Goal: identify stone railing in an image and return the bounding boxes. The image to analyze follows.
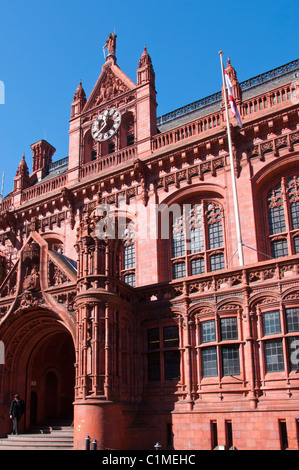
[80,145,137,180]
[152,110,223,151]
[20,173,68,204]
[0,196,13,212]
[135,256,299,305]
[152,83,297,153]
[241,83,296,118]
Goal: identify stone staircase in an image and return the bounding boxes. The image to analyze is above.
[0,424,74,450]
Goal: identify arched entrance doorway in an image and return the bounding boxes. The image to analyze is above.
[0,309,75,435]
[27,330,75,426]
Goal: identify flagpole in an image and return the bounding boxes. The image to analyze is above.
[219,51,244,266]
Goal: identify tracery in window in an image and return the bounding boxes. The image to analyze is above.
[266,175,299,258]
[171,201,225,279]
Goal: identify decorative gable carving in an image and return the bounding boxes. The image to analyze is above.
[83,63,136,113]
[94,68,130,106]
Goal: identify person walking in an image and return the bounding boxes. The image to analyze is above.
[9,394,25,435]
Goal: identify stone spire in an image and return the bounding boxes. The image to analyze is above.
[14,154,29,191]
[16,154,29,178]
[71,80,87,118]
[74,80,86,102]
[137,46,155,87]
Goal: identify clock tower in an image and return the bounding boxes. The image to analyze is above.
[68,34,157,185]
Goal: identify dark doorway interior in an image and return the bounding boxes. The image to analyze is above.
[28,331,75,426]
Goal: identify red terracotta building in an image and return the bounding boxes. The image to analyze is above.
[0,35,299,450]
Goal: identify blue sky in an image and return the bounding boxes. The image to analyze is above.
[0,0,298,195]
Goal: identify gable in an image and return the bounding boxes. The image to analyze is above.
[84,63,136,112]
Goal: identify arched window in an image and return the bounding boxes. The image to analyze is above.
[171,201,225,279]
[266,175,299,258]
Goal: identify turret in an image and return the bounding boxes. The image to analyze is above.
[71,81,86,118]
[136,46,157,151]
[14,154,29,192]
[222,57,242,106]
[137,46,155,87]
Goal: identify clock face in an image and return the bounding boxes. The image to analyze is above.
[91,108,121,142]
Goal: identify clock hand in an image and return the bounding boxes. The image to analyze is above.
[99,115,107,133]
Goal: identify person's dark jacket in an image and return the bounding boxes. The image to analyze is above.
[9,399,25,419]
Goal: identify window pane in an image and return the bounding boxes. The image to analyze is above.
[173,261,186,279]
[188,204,204,254]
[264,339,284,372]
[210,253,225,272]
[148,352,161,381]
[172,215,185,257]
[190,226,204,253]
[201,320,216,343]
[163,326,179,348]
[286,308,299,333]
[220,318,238,340]
[294,236,299,254]
[222,345,240,376]
[191,257,205,275]
[124,244,135,269]
[202,346,218,377]
[263,311,281,335]
[164,350,180,380]
[172,233,185,258]
[208,222,223,249]
[127,134,134,146]
[124,272,135,287]
[271,239,288,258]
[268,205,286,235]
[148,328,160,350]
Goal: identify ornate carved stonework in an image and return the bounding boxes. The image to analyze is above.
[18,291,46,310]
[23,265,40,292]
[48,260,70,287]
[94,68,130,106]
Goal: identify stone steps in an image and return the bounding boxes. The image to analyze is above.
[0,425,74,450]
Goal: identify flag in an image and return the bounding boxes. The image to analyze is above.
[224,71,242,128]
